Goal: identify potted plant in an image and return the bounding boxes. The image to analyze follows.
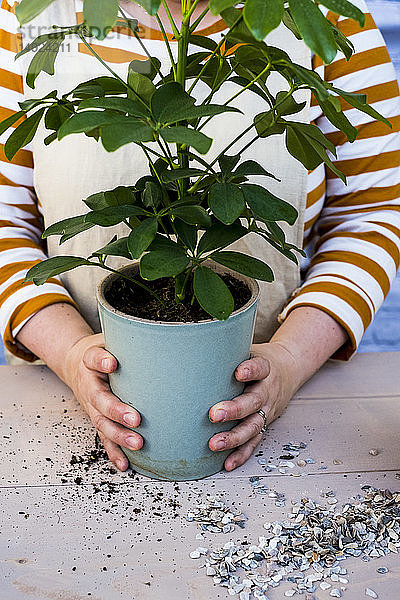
[1,0,389,480]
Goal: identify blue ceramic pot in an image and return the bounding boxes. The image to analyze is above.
[97,263,259,481]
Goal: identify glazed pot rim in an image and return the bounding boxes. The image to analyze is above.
[96,261,260,326]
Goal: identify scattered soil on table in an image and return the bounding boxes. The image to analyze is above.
[105,272,252,322]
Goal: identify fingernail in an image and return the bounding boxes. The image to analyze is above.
[116,459,127,471]
[214,440,226,450]
[212,409,227,422]
[241,367,251,379]
[102,358,112,371]
[123,413,138,427]
[126,436,140,450]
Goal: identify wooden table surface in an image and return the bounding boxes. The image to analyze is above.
[1,352,400,600]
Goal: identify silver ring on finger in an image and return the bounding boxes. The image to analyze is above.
[257,409,268,434]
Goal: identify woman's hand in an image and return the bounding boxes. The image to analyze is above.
[208,341,302,471]
[64,333,143,471]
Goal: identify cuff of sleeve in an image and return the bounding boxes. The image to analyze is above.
[278,287,369,361]
[3,293,78,362]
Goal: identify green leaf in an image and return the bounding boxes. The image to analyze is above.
[25,256,93,285]
[77,96,150,118]
[254,111,286,138]
[83,0,118,40]
[241,184,298,225]
[171,206,211,227]
[193,266,234,320]
[288,121,336,154]
[160,126,212,155]
[15,0,56,24]
[188,35,218,51]
[229,76,271,103]
[140,248,190,280]
[58,111,123,139]
[212,251,274,282]
[85,205,148,226]
[92,236,131,259]
[275,91,306,117]
[70,76,126,98]
[174,219,197,252]
[218,154,241,174]
[134,0,162,16]
[19,90,57,111]
[0,110,26,137]
[161,168,205,183]
[234,160,279,180]
[317,97,357,142]
[318,0,365,26]
[129,57,161,82]
[288,62,330,100]
[289,0,337,64]
[222,7,259,44]
[42,214,94,241]
[331,87,392,127]
[148,233,180,251]
[143,181,162,209]
[25,37,64,89]
[197,222,248,254]
[4,107,46,160]
[209,0,237,15]
[44,104,71,131]
[285,125,324,170]
[244,0,284,41]
[101,119,154,151]
[208,183,245,225]
[331,22,354,60]
[151,82,239,125]
[282,9,302,39]
[127,69,156,104]
[128,217,158,259]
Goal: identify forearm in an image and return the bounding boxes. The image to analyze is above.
[262,306,348,391]
[16,303,94,384]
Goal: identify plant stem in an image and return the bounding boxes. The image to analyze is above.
[161,0,180,39]
[77,31,149,111]
[118,7,166,82]
[156,14,177,79]
[187,12,243,95]
[94,262,166,306]
[190,5,210,32]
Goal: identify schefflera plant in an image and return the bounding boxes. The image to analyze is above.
[2,0,391,319]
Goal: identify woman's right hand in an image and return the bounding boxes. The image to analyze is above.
[64,333,143,471]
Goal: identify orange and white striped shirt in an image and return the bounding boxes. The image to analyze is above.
[0,0,399,361]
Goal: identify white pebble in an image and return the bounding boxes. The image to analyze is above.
[189,550,200,559]
[285,590,296,597]
[365,589,378,599]
[320,581,331,590]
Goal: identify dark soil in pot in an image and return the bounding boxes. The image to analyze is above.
[105,272,252,322]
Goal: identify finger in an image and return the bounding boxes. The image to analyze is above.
[98,431,129,471]
[83,345,118,374]
[224,433,262,471]
[209,411,265,452]
[235,354,270,382]
[209,385,265,422]
[92,382,141,429]
[91,410,143,452]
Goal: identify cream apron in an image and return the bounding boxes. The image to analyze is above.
[12,0,311,364]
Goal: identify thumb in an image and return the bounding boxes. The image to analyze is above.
[235,354,270,382]
[83,344,118,374]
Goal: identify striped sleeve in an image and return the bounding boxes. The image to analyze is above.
[0,0,76,362]
[280,0,400,360]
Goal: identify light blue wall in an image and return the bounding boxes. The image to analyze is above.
[0,1,398,364]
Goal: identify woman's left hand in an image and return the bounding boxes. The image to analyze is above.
[208,341,301,471]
